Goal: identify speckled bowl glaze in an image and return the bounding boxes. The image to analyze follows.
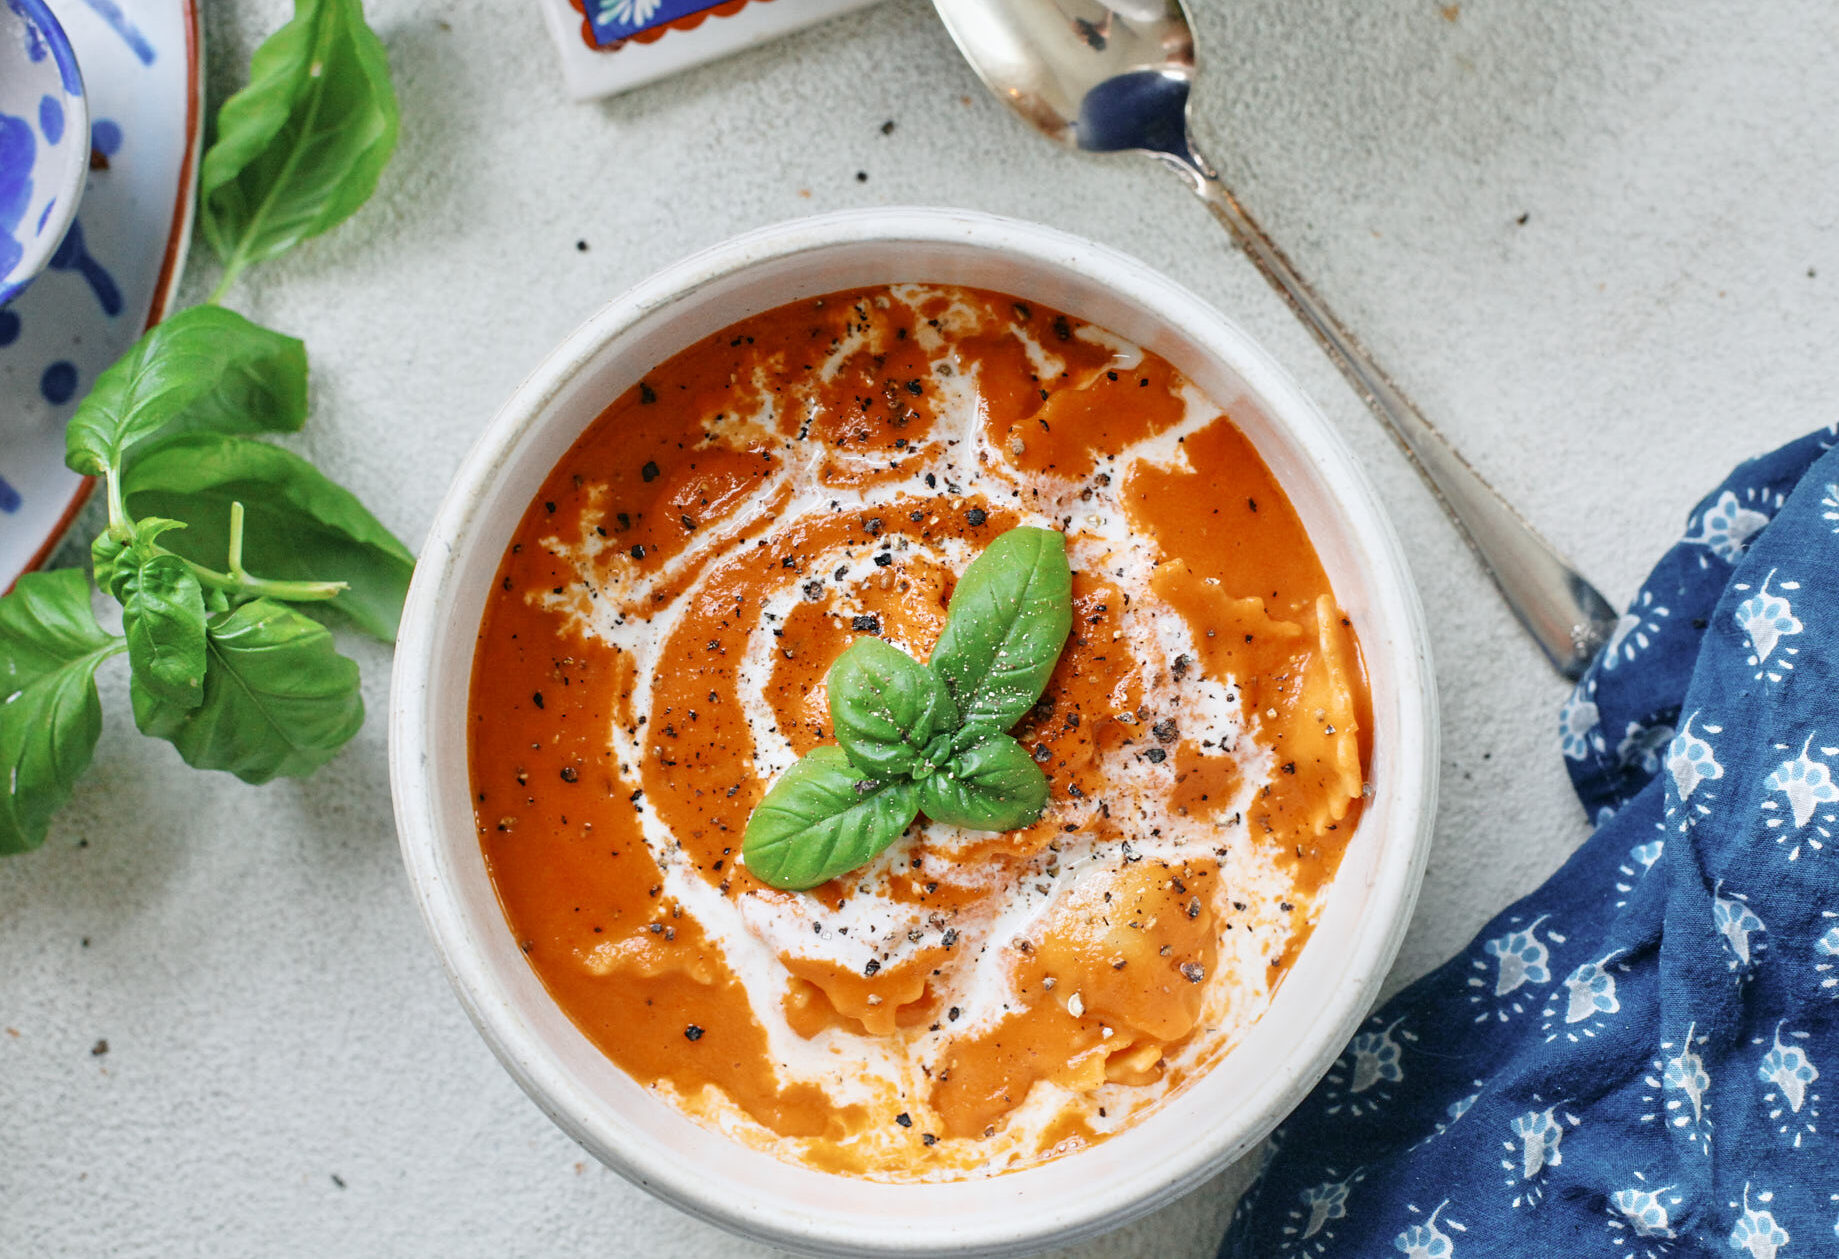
[0,0,88,308]
[390,207,1440,1257]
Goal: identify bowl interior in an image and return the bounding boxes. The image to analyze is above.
[1,0,90,305]
[392,209,1437,1257]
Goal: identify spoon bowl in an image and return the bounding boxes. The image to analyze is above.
[933,0,1620,678]
[1,0,90,308]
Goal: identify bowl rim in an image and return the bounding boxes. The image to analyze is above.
[390,206,1439,1256]
[1,0,91,307]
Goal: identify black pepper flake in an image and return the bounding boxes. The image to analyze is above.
[922,1133,937,1146]
[543,501,556,514]
[1180,962,1205,983]
[638,382,657,404]
[1032,743,1051,763]
[863,958,881,977]
[910,510,924,522]
[641,461,660,482]
[881,119,896,135]
[1188,897,1202,919]
[803,580,824,601]
[1171,653,1192,681]
[684,1024,705,1042]
[1145,747,1167,764]
[1282,762,1297,775]
[942,929,959,947]
[873,553,892,567]
[1152,718,1178,743]
[91,1038,108,1056]
[855,170,868,182]
[1052,315,1072,341]
[966,507,987,527]
[852,614,881,633]
[531,692,545,709]
[895,1112,912,1128]
[681,514,696,531]
[948,1006,961,1021]
[905,379,923,396]
[559,766,578,783]
[630,544,646,560]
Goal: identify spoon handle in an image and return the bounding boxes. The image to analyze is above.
[1163,149,1617,680]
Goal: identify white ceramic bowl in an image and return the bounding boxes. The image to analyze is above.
[390,207,1438,1257]
[0,0,89,307]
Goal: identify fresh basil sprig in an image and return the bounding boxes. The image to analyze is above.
[742,527,1073,891]
[0,0,404,855]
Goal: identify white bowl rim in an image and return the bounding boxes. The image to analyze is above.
[390,206,1439,1257]
[0,0,91,305]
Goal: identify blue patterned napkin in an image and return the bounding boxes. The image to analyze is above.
[1224,426,1839,1257]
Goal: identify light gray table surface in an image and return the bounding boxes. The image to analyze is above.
[5,0,1836,1254]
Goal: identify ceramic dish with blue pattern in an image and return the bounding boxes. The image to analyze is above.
[0,0,89,308]
[0,0,200,590]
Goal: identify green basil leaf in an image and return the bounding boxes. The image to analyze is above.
[123,432,414,641]
[120,551,208,710]
[64,306,308,477]
[131,598,363,784]
[917,731,1049,832]
[827,635,959,778]
[90,531,129,601]
[741,745,920,891]
[928,526,1072,732]
[200,0,399,284]
[93,517,187,603]
[0,570,123,854]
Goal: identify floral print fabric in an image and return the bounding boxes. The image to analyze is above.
[1224,427,1839,1257]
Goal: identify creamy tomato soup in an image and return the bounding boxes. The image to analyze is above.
[468,284,1370,1181]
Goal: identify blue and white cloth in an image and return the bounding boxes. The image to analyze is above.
[1224,426,1839,1258]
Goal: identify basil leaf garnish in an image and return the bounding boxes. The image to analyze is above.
[742,746,921,890]
[828,636,959,778]
[743,527,1074,892]
[928,526,1072,732]
[0,571,124,854]
[131,599,363,784]
[64,306,308,477]
[119,548,209,710]
[917,731,1049,831]
[200,0,400,295]
[124,432,415,642]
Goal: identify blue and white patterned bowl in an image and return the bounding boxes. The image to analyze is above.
[0,0,89,308]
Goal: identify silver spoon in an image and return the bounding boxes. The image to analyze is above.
[931,0,1619,680]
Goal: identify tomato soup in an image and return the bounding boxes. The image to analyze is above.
[468,285,1370,1181]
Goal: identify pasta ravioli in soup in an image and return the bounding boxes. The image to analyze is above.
[468,284,1370,1180]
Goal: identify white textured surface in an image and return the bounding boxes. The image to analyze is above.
[4,0,1836,1254]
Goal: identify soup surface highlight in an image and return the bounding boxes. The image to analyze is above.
[468,284,1370,1181]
